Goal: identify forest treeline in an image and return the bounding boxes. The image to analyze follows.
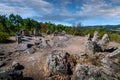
[0,14,120,42]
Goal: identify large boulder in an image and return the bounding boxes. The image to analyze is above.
[74,64,120,80]
[47,50,73,75]
[92,31,99,42]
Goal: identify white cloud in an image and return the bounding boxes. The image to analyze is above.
[77,0,120,18]
[0,0,54,16]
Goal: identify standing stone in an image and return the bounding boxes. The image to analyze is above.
[100,34,110,51]
[54,30,59,36]
[0,61,4,67]
[85,40,101,56]
[16,32,22,44]
[101,34,110,45]
[46,30,50,35]
[92,31,99,42]
[17,36,22,44]
[87,34,92,41]
[34,26,40,36]
[21,29,29,36]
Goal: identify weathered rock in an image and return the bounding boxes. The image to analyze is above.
[107,48,120,58]
[100,34,110,51]
[26,47,35,54]
[101,49,120,72]
[85,40,101,56]
[74,64,120,80]
[47,50,71,75]
[101,58,120,72]
[54,31,59,36]
[16,43,28,51]
[8,70,23,80]
[38,40,51,49]
[46,30,50,35]
[92,31,99,42]
[87,34,92,41]
[0,65,24,80]
[34,26,41,36]
[61,30,66,36]
[46,40,54,47]
[16,36,22,44]
[0,61,4,67]
[21,29,29,36]
[34,39,42,46]
[12,61,24,70]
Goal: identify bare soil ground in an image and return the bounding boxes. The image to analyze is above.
[0,35,120,80]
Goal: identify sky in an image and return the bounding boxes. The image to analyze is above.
[0,0,120,26]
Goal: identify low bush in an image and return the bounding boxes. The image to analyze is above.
[0,32,9,42]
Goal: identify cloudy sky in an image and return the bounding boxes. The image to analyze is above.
[0,0,120,26]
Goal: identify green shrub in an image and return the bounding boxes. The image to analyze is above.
[0,32,9,42]
[109,33,120,43]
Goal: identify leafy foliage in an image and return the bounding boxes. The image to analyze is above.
[0,32,9,42]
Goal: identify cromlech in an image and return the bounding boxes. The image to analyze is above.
[0,1,120,80]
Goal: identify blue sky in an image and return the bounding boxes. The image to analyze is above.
[0,0,120,26]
